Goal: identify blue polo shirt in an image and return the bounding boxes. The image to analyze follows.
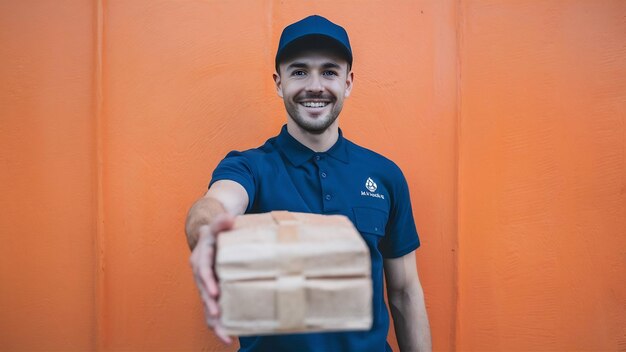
[210,125,420,352]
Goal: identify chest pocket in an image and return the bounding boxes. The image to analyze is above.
[353,207,388,238]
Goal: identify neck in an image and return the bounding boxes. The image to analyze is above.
[286,119,339,152]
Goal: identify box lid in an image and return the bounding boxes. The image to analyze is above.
[216,211,371,282]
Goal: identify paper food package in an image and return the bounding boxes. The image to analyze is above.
[216,211,373,336]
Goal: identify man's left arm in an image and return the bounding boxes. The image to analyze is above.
[384,250,432,352]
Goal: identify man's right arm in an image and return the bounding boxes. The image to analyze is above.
[185,179,249,344]
[185,179,249,249]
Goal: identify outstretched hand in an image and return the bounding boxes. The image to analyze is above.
[189,213,235,344]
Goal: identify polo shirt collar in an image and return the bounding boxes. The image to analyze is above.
[276,125,349,166]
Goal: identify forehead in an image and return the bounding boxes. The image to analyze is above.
[279,49,348,68]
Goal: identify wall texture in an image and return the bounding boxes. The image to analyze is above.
[0,0,96,350]
[457,1,626,350]
[0,0,624,351]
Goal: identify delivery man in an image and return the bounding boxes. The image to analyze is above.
[185,15,432,352]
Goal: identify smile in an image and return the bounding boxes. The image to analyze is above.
[300,101,330,108]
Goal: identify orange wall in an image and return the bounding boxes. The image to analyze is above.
[1,1,625,351]
[0,1,96,351]
[457,1,626,350]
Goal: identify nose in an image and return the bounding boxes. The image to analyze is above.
[306,73,324,93]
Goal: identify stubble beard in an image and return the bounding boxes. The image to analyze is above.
[285,100,343,135]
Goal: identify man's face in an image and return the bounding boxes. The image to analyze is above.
[274,49,353,134]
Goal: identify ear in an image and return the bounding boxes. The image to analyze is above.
[273,72,283,98]
[344,71,354,98]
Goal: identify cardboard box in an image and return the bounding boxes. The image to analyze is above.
[216,211,372,336]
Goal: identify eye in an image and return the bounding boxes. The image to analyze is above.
[291,70,306,77]
[322,70,338,76]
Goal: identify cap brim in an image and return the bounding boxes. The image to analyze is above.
[276,34,353,68]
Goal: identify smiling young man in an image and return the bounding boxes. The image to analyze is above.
[186,15,432,352]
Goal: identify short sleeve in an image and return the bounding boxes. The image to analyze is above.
[379,169,420,258]
[210,151,256,212]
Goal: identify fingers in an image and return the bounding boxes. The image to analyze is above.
[195,273,216,316]
[191,213,236,345]
[191,237,220,314]
[206,266,219,299]
[202,215,233,297]
[205,281,220,317]
[193,243,230,343]
[196,233,220,298]
[214,325,232,344]
[204,307,232,344]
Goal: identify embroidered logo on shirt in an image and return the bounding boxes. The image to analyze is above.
[365,177,377,192]
[361,177,385,199]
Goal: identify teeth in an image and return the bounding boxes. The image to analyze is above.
[301,102,328,108]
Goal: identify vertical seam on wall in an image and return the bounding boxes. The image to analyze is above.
[269,0,282,129]
[454,0,464,350]
[265,0,274,118]
[94,0,105,350]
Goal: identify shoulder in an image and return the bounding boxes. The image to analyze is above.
[345,138,405,179]
[223,136,279,160]
[217,136,285,178]
[212,136,281,189]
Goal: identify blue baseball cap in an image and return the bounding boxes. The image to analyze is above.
[275,15,353,71]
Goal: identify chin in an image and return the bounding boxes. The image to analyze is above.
[298,117,338,134]
[286,104,340,134]
[303,125,329,135]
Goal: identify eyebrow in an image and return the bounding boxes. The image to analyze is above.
[286,61,342,71]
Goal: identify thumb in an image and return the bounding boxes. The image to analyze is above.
[210,213,235,236]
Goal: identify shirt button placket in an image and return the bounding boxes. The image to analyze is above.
[315,154,332,209]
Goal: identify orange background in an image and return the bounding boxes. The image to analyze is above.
[0,1,624,351]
